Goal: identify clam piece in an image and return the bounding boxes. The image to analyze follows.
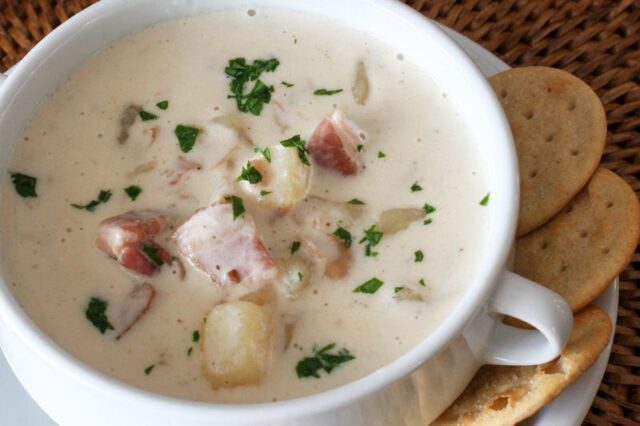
[117,104,142,144]
[377,208,425,234]
[351,61,370,105]
[393,287,423,302]
[116,283,156,339]
[212,113,253,145]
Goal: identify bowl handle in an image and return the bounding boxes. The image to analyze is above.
[482,271,573,365]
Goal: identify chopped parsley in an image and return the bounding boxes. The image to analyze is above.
[333,227,352,248]
[298,272,304,282]
[71,189,112,211]
[423,218,433,225]
[9,172,37,198]
[377,151,386,159]
[347,198,366,205]
[290,241,301,255]
[156,100,169,110]
[480,192,490,206]
[281,81,294,87]
[260,190,272,196]
[353,277,384,294]
[144,364,155,375]
[225,57,280,115]
[419,278,426,287]
[357,144,364,152]
[139,110,158,121]
[187,347,193,356]
[225,195,245,220]
[414,250,424,263]
[124,185,142,201]
[280,134,310,166]
[254,146,272,162]
[394,286,405,293]
[359,224,383,257]
[423,203,436,214]
[85,297,114,334]
[295,343,355,378]
[410,182,423,192]
[192,330,200,342]
[237,162,263,184]
[174,125,200,153]
[313,88,343,96]
[143,245,164,267]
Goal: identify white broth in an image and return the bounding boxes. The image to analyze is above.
[0,8,490,403]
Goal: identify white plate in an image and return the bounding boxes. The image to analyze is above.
[0,20,617,426]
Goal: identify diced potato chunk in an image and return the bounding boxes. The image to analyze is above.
[278,258,311,300]
[202,301,272,388]
[377,208,425,234]
[240,144,311,208]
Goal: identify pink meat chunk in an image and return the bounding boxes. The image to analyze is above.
[174,202,278,290]
[308,110,364,176]
[96,210,173,276]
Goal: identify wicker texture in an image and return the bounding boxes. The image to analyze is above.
[0,0,638,424]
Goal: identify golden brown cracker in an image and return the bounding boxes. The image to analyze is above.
[489,66,606,236]
[433,305,612,426]
[514,168,639,312]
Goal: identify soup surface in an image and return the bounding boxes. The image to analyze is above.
[0,8,490,403]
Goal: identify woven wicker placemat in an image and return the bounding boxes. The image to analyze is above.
[0,0,638,424]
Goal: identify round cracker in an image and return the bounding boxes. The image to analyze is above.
[434,305,611,426]
[514,168,640,312]
[489,66,606,236]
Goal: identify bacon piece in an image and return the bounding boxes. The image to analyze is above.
[97,210,173,276]
[174,202,278,293]
[116,283,156,340]
[308,110,365,175]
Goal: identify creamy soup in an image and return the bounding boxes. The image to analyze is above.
[0,9,490,403]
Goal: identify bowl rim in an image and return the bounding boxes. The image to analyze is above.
[0,0,518,421]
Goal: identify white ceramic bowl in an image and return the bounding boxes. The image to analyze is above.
[0,1,573,425]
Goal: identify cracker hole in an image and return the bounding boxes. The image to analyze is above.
[545,134,554,142]
[580,231,588,238]
[500,89,508,98]
[565,205,574,214]
[560,264,568,272]
[570,149,579,156]
[524,110,534,120]
[529,170,538,178]
[606,201,614,208]
[541,241,549,250]
[488,396,509,411]
[546,87,552,93]
[602,247,610,254]
[568,101,576,111]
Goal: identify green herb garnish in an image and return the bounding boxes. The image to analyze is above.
[423,203,436,214]
[280,134,310,166]
[156,100,169,110]
[174,125,200,153]
[237,162,263,184]
[225,195,245,220]
[298,272,304,282]
[260,190,272,196]
[143,245,164,267]
[71,189,112,211]
[419,278,426,287]
[353,277,384,294]
[480,192,490,206]
[139,110,158,121]
[347,198,365,205]
[124,185,142,201]
[377,151,386,159]
[144,364,155,375]
[9,172,37,198]
[225,57,280,115]
[281,81,294,87]
[333,227,352,248]
[414,250,424,263]
[192,330,200,342]
[254,146,272,162]
[394,286,405,293]
[85,297,114,334]
[410,182,422,192]
[359,225,383,257]
[187,347,193,356]
[290,241,301,255]
[357,144,364,152]
[295,343,355,378]
[313,88,343,96]
[423,218,433,225]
